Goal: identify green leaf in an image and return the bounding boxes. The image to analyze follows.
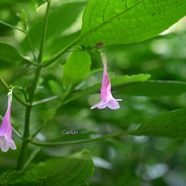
[3,150,94,186]
[134,109,186,138]
[81,0,186,45]
[62,51,92,90]
[117,80,186,97]
[67,74,150,103]
[0,43,24,69]
[0,0,26,5]
[21,1,86,55]
[111,74,151,87]
[49,80,63,98]
[42,108,57,123]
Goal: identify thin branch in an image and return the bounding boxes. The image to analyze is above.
[25,29,37,62]
[0,20,26,33]
[28,130,136,147]
[17,0,52,170]
[12,127,23,139]
[31,125,45,139]
[15,87,28,102]
[32,95,58,106]
[38,0,51,63]
[42,36,82,67]
[16,66,42,170]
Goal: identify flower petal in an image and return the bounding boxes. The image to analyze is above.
[90,101,107,109]
[0,136,9,152]
[90,52,123,110]
[107,99,122,110]
[90,103,100,109]
[0,90,17,152]
[9,140,17,150]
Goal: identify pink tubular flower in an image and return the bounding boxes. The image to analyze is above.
[91,53,122,110]
[0,90,16,152]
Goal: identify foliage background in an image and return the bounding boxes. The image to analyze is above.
[0,0,186,185]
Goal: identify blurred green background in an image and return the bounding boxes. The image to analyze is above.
[1,0,186,185]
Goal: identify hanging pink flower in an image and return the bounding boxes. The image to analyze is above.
[0,90,17,152]
[91,53,122,110]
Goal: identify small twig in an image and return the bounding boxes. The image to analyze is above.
[42,37,82,67]
[15,87,28,102]
[32,95,58,106]
[0,20,26,33]
[12,127,23,139]
[17,0,52,170]
[38,0,51,63]
[28,130,136,147]
[25,28,37,62]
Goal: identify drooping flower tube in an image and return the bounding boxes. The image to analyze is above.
[91,53,122,110]
[0,89,17,152]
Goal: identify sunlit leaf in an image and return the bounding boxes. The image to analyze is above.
[81,0,186,45]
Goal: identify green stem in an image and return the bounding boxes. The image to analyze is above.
[29,130,136,146]
[41,25,103,67]
[16,87,28,102]
[16,67,42,170]
[38,0,51,63]
[16,106,31,170]
[42,36,82,67]
[25,28,37,62]
[32,95,58,106]
[16,0,51,170]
